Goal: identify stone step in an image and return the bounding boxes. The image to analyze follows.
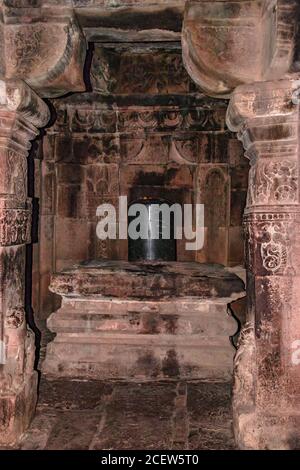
[44,335,235,381]
[49,260,245,300]
[47,298,237,336]
[43,298,238,380]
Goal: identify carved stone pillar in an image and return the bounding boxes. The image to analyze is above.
[227,79,300,449]
[0,80,49,445]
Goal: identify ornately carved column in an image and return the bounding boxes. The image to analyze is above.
[0,80,49,445]
[227,79,300,449]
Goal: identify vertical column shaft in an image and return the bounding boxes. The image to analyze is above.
[227,79,300,449]
[0,80,49,445]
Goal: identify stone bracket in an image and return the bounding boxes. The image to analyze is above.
[1,7,87,98]
[182,0,299,97]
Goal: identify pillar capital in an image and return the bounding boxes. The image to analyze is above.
[0,4,86,98]
[226,79,300,211]
[0,79,50,129]
[226,79,300,131]
[182,0,299,98]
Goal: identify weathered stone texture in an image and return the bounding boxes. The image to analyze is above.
[0,80,49,445]
[182,0,299,97]
[39,45,247,309]
[180,0,300,448]
[90,45,196,95]
[0,4,86,97]
[227,79,300,449]
[16,377,234,450]
[3,0,300,452]
[42,261,244,380]
[49,260,244,300]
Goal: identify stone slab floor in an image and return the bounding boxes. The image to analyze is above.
[14,378,236,450]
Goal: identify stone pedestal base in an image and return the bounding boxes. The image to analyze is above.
[234,410,300,450]
[232,322,300,450]
[0,372,38,446]
[43,261,245,380]
[43,298,238,380]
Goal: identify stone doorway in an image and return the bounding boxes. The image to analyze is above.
[1,0,299,451]
[18,42,246,448]
[35,42,247,380]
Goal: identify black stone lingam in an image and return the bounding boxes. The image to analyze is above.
[128,199,177,262]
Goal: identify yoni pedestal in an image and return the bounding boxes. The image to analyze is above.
[43,261,244,380]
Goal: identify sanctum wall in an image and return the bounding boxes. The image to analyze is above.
[34,45,247,318]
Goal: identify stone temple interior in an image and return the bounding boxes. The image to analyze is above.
[0,0,300,451]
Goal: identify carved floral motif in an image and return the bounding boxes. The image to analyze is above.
[0,208,32,246]
[260,222,290,273]
[85,165,119,196]
[6,26,43,73]
[6,150,27,203]
[170,138,198,164]
[244,213,296,275]
[54,106,226,134]
[5,307,25,329]
[91,47,193,95]
[71,109,117,133]
[247,159,298,206]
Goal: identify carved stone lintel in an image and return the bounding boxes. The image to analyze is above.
[53,104,226,134]
[90,45,192,95]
